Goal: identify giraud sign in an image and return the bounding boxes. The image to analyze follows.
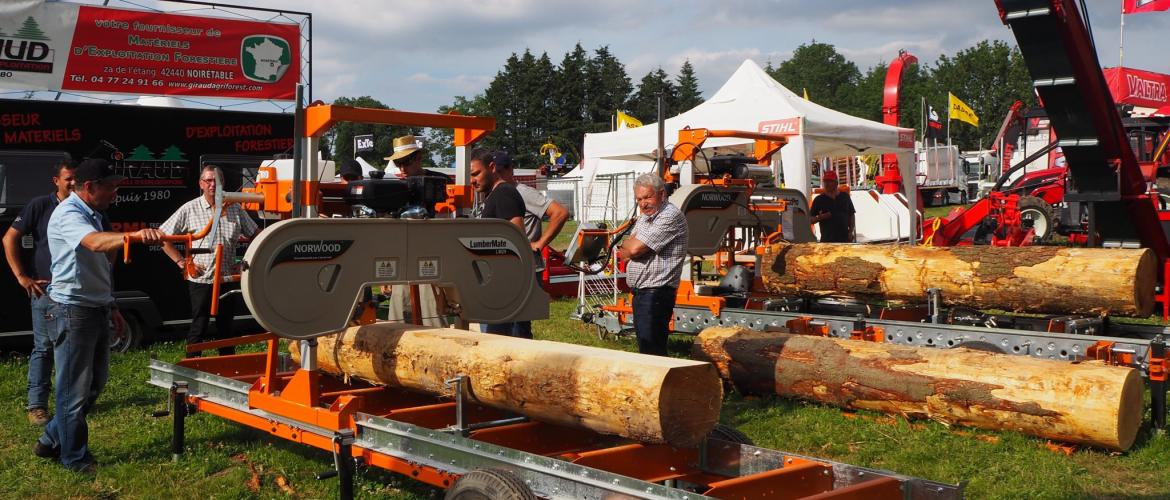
[0,1,299,100]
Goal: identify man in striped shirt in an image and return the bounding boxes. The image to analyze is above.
[160,165,259,356]
[617,173,688,355]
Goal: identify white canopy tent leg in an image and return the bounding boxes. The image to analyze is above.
[780,135,814,197]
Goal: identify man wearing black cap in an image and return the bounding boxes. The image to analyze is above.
[3,159,75,426]
[36,159,164,474]
[468,148,531,338]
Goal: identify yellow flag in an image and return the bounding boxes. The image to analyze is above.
[803,87,810,100]
[948,92,979,127]
[616,110,643,129]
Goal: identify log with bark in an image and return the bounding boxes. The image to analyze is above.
[760,242,1156,316]
[291,323,723,447]
[693,326,1144,450]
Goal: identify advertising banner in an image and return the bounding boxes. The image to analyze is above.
[0,1,299,100]
[1104,67,1170,110]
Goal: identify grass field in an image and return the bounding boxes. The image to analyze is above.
[1,215,1168,498]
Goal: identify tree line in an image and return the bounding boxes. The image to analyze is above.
[327,40,1034,170]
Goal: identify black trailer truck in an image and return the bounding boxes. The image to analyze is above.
[1,98,293,351]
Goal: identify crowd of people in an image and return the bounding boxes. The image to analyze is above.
[5,138,864,475]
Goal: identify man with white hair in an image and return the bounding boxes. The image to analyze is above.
[616,173,688,355]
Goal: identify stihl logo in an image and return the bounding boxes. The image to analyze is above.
[758,118,801,135]
[1127,74,1168,104]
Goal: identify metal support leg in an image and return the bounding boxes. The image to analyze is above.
[443,375,527,435]
[927,288,942,324]
[445,375,468,433]
[172,381,189,461]
[316,430,356,500]
[1152,335,1167,432]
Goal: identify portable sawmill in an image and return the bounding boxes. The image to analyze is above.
[139,103,961,499]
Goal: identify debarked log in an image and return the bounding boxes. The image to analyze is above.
[693,326,1144,450]
[291,323,723,447]
[760,242,1156,316]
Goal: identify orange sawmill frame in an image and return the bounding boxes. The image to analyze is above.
[173,334,915,498]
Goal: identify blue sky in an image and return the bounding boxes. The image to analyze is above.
[269,0,1169,112]
[11,1,1170,112]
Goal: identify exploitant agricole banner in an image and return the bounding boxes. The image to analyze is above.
[0,1,299,100]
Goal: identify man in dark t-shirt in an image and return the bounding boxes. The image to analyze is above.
[2,160,75,426]
[469,148,531,338]
[810,169,855,243]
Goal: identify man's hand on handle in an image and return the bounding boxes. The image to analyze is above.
[133,228,166,244]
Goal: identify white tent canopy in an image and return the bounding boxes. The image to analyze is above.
[569,59,915,222]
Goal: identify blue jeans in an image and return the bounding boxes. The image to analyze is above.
[632,287,677,356]
[38,301,110,471]
[27,294,54,410]
[481,321,533,339]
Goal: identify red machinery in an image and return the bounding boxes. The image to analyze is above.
[875,49,919,195]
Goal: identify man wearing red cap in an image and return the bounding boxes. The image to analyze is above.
[810,169,855,243]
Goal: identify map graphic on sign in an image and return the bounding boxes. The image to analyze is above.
[241,35,291,83]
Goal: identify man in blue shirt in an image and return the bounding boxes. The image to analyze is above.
[34,159,164,474]
[3,160,75,426]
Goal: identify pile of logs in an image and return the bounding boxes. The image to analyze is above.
[692,326,1145,450]
[291,324,724,447]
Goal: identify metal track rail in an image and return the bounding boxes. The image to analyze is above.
[592,305,1161,372]
[148,359,962,499]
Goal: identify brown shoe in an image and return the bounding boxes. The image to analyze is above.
[27,408,50,426]
[33,441,58,459]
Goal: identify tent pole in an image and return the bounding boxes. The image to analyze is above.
[657,94,666,178]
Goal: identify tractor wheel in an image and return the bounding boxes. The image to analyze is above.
[445,468,536,500]
[109,312,145,354]
[1017,196,1055,242]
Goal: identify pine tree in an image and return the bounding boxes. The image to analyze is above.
[550,43,590,161]
[675,60,703,111]
[585,46,632,133]
[15,17,49,40]
[627,68,677,123]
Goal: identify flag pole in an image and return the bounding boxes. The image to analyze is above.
[1120,1,1126,67]
[946,94,952,147]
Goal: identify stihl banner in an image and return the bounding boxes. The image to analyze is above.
[1104,67,1170,109]
[0,1,299,100]
[1123,0,1170,14]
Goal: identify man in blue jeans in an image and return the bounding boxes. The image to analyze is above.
[35,159,164,474]
[3,160,75,426]
[617,173,688,356]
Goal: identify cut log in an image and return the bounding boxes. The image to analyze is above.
[760,242,1156,316]
[291,324,723,447]
[693,326,1144,451]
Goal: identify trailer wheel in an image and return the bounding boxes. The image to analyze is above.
[109,312,144,354]
[445,468,536,500]
[707,423,754,446]
[1017,196,1054,242]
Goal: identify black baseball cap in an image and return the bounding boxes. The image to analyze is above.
[339,158,363,179]
[74,158,126,184]
[492,151,513,170]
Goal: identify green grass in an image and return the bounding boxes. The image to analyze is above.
[3,299,1167,498]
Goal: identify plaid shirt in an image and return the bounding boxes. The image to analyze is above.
[159,196,259,284]
[626,202,688,289]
